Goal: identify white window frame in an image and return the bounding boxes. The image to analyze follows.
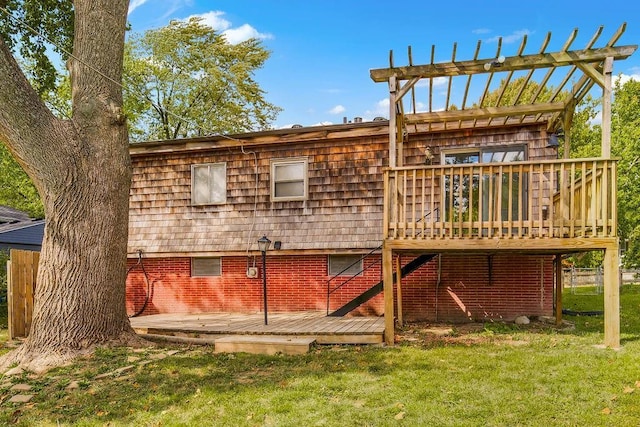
[191,162,226,205]
[441,145,528,222]
[191,257,222,277]
[328,254,363,277]
[270,157,308,201]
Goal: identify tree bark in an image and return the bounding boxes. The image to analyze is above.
[0,0,145,372]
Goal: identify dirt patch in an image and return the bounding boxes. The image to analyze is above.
[396,318,573,347]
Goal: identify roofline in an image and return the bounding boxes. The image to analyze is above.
[129,120,390,156]
[0,219,45,235]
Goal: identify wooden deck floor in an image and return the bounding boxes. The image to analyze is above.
[129,312,385,345]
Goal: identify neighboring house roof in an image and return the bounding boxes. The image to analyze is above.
[0,205,31,223]
[0,206,44,250]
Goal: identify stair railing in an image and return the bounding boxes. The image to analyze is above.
[325,208,438,315]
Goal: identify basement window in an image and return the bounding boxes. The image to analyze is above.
[192,162,226,205]
[328,255,363,277]
[192,257,221,277]
[271,158,308,201]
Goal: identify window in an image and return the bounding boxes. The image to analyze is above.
[192,257,221,276]
[192,163,226,205]
[442,146,527,223]
[271,158,308,201]
[328,255,363,277]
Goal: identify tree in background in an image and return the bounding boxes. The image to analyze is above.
[611,79,640,268]
[0,0,73,96]
[124,17,281,141]
[0,1,72,218]
[0,142,43,217]
[565,79,639,268]
[0,0,143,371]
[480,76,640,268]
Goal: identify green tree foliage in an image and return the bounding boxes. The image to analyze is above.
[612,79,640,267]
[0,0,73,95]
[475,76,558,108]
[124,17,281,141]
[564,79,640,268]
[0,142,43,217]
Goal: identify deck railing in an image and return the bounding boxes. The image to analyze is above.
[384,158,616,240]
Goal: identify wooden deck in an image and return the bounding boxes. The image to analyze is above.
[129,312,385,345]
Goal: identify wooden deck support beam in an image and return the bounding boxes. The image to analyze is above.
[555,255,563,326]
[395,255,403,327]
[382,245,395,346]
[603,242,620,348]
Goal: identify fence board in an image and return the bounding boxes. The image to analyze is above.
[8,249,39,339]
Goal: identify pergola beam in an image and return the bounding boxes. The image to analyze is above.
[404,102,566,124]
[370,45,636,82]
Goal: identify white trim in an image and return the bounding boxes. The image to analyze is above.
[191,162,227,205]
[270,157,309,202]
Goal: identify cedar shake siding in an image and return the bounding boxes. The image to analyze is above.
[127,121,556,320]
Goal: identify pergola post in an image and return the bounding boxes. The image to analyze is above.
[388,76,397,168]
[601,56,613,158]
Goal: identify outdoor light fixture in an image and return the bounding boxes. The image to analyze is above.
[547,129,564,148]
[483,55,506,71]
[257,235,271,253]
[257,235,271,325]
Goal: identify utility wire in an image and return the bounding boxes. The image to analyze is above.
[0,5,244,144]
[0,5,264,253]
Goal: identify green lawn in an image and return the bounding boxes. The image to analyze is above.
[0,288,639,426]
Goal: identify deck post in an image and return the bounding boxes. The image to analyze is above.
[555,255,563,326]
[603,242,620,348]
[382,245,395,345]
[395,255,403,327]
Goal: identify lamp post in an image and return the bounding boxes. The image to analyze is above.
[257,235,271,325]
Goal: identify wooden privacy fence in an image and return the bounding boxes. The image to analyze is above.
[7,249,39,339]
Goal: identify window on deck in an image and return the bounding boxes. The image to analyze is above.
[442,146,527,224]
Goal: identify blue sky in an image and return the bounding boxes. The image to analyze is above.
[127,1,640,129]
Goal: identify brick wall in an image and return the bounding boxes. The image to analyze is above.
[126,253,554,322]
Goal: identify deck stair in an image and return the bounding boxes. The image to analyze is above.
[214,335,317,355]
[328,254,436,317]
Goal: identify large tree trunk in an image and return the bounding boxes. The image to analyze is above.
[0,0,145,372]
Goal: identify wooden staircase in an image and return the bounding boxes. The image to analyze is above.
[328,254,436,317]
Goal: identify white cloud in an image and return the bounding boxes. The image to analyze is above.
[416,76,447,88]
[313,121,334,126]
[329,105,346,115]
[472,28,491,35]
[486,29,531,44]
[364,98,390,118]
[185,11,273,45]
[615,73,640,86]
[129,0,192,21]
[128,0,150,15]
[223,23,273,44]
[188,11,231,31]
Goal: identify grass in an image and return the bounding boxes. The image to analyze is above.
[0,287,639,426]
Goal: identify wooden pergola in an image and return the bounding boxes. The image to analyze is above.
[370,23,637,347]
